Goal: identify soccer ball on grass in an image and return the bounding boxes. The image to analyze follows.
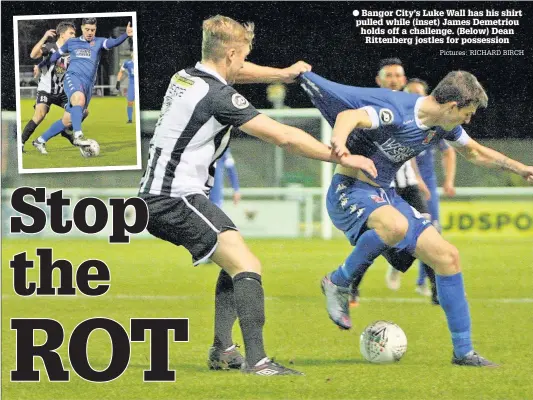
[360,320,407,363]
[79,139,100,157]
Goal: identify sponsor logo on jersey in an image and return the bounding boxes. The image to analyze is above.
[172,74,194,87]
[374,138,416,163]
[75,49,91,58]
[232,93,249,109]
[379,108,394,125]
[422,129,437,144]
[370,195,386,203]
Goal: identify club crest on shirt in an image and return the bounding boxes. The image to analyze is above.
[423,129,437,144]
[232,93,249,109]
[370,195,386,203]
[379,108,394,125]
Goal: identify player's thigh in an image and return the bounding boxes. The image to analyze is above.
[414,226,461,275]
[33,103,49,122]
[210,230,261,277]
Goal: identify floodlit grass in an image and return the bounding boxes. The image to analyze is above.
[20,97,138,170]
[2,237,533,399]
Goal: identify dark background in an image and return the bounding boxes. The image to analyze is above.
[2,1,533,138]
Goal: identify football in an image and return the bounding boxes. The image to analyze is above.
[360,320,407,363]
[79,139,100,157]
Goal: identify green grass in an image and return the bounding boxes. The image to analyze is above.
[2,237,533,400]
[20,97,138,170]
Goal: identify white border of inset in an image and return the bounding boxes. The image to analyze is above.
[13,11,142,174]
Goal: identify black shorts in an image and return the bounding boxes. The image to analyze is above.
[386,186,429,273]
[395,185,429,214]
[141,193,238,265]
[34,91,68,109]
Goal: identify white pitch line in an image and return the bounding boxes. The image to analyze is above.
[2,294,533,303]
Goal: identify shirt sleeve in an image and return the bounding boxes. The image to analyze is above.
[443,125,471,146]
[212,86,260,127]
[120,61,126,71]
[358,104,398,130]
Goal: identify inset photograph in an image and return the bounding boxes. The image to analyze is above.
[14,12,141,173]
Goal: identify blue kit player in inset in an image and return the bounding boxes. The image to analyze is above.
[34,17,133,153]
[210,149,241,208]
[116,52,135,123]
[300,71,533,366]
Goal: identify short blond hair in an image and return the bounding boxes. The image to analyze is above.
[202,15,255,61]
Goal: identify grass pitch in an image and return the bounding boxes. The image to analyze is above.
[20,97,138,170]
[2,237,533,399]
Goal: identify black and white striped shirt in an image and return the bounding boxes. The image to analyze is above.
[391,160,418,188]
[37,43,69,95]
[139,62,259,197]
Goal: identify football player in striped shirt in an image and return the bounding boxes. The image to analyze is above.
[21,21,75,153]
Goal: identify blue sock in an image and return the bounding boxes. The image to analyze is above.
[436,273,472,358]
[330,230,389,287]
[41,119,68,143]
[70,106,83,132]
[127,106,133,121]
[417,261,427,286]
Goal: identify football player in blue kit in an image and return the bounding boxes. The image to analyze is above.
[116,52,135,123]
[300,71,533,366]
[34,17,133,151]
[392,78,458,305]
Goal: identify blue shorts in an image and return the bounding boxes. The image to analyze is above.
[127,84,135,102]
[64,73,92,111]
[327,174,432,253]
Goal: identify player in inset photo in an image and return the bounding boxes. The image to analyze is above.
[116,51,135,124]
[15,12,141,173]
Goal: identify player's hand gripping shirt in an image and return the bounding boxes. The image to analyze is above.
[300,72,469,187]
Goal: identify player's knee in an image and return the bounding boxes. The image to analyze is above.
[61,115,71,127]
[436,245,461,275]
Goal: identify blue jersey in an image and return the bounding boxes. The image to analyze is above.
[416,139,450,186]
[301,72,468,187]
[41,33,129,86]
[121,60,135,84]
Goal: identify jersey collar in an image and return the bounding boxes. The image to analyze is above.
[195,62,227,85]
[414,96,431,130]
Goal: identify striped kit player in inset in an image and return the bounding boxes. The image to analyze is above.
[21,21,80,153]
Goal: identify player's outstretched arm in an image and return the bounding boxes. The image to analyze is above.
[30,29,56,59]
[104,23,132,50]
[454,138,533,182]
[410,158,431,200]
[239,114,377,177]
[330,108,375,158]
[235,61,312,84]
[441,146,457,196]
[116,68,124,90]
